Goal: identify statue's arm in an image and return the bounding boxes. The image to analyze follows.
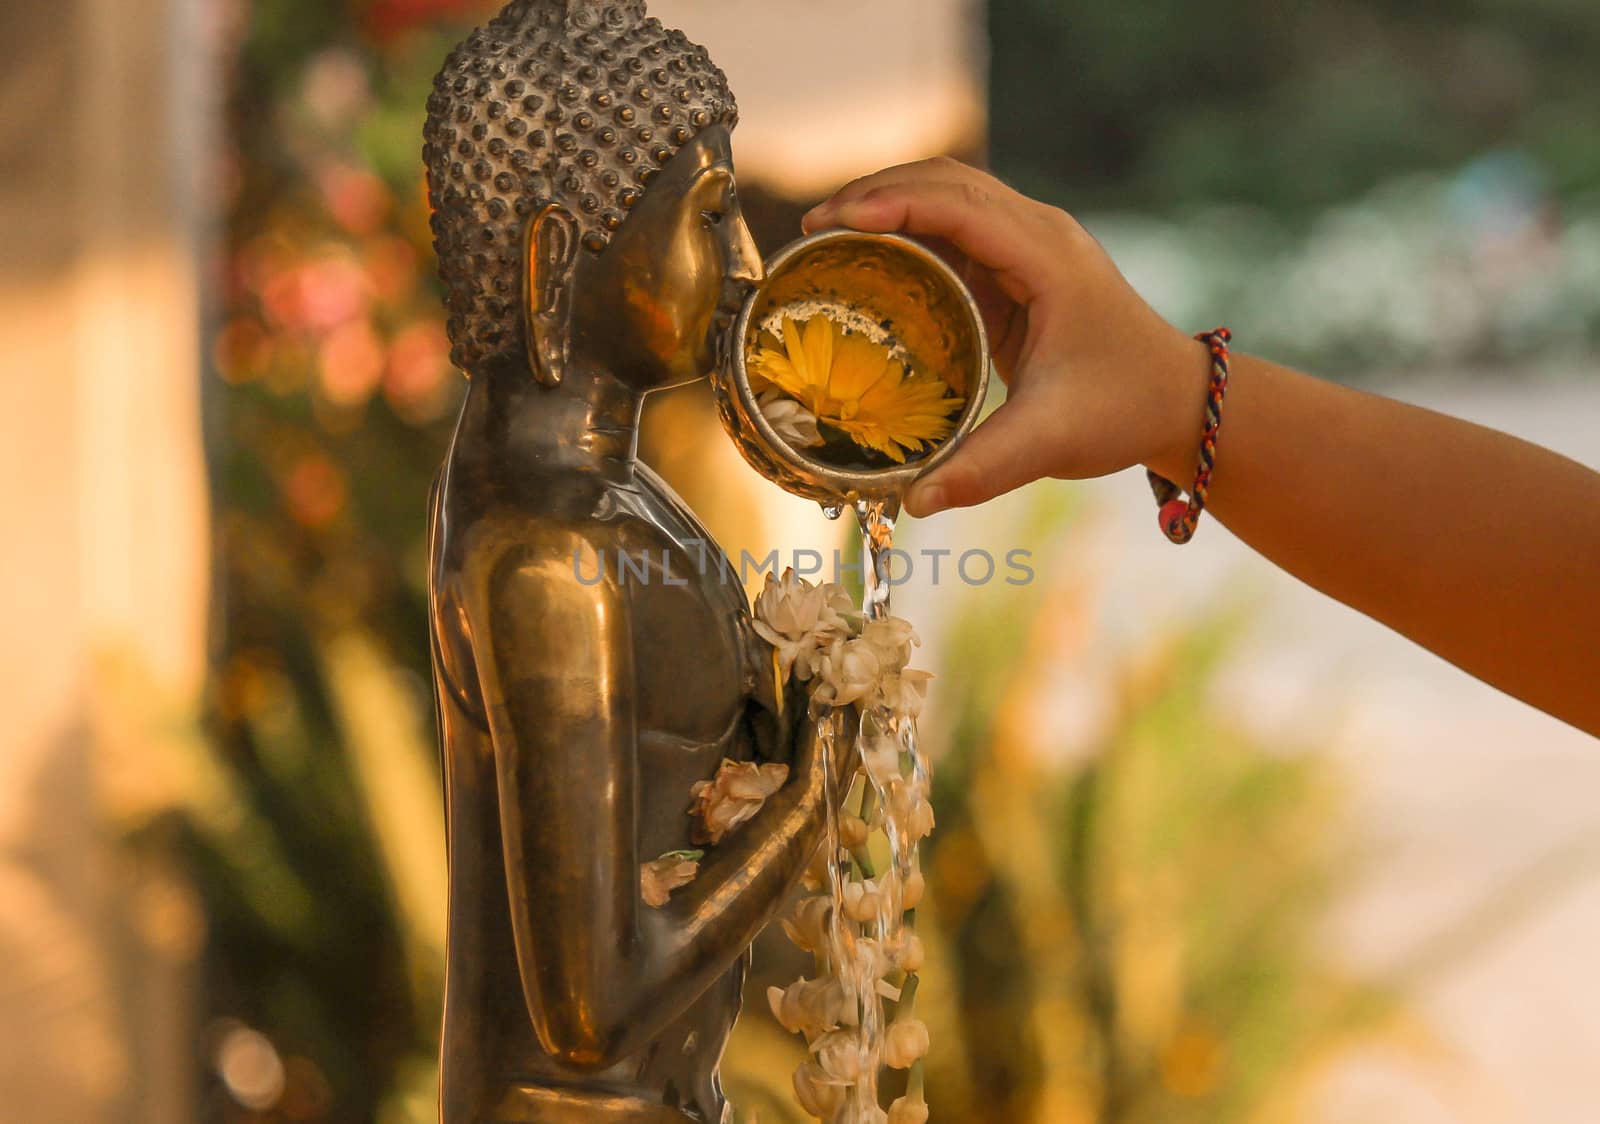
[465,527,842,1067]
[659,708,836,972]
[620,703,841,1064]
[466,528,645,1067]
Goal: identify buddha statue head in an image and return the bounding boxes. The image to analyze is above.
[423,0,762,393]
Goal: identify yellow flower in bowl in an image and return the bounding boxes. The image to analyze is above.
[748,315,966,465]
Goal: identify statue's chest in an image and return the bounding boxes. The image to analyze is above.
[616,474,759,756]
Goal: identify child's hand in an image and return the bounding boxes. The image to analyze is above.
[810,161,1600,738]
[803,158,1205,517]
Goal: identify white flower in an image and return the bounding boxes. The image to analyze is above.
[752,569,857,683]
[842,877,885,924]
[861,616,920,672]
[792,1058,846,1119]
[767,975,853,1037]
[908,800,934,845]
[892,931,925,973]
[902,867,926,910]
[811,1028,868,1083]
[888,1093,930,1124]
[781,894,833,954]
[905,797,935,842]
[889,781,935,842]
[876,668,933,721]
[839,811,870,849]
[815,635,883,707]
[883,1017,930,1069]
[846,936,892,983]
[639,851,701,908]
[689,759,789,845]
[861,733,902,786]
[759,388,825,449]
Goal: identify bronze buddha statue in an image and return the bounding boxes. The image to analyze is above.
[422,3,844,1120]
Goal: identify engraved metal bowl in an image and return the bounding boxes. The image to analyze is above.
[711,229,990,506]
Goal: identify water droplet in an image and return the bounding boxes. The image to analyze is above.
[821,503,843,520]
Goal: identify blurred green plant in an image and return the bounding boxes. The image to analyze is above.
[990,0,1600,216]
[990,0,1600,372]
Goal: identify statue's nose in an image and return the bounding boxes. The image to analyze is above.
[729,211,765,288]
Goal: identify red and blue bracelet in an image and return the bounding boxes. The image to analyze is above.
[1147,327,1232,544]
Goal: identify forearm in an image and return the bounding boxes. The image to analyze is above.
[554,718,838,1065]
[676,735,829,944]
[634,722,837,1038]
[1150,348,1600,735]
[804,158,1600,733]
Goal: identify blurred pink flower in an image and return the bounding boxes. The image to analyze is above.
[385,320,453,415]
[318,165,392,236]
[299,254,372,332]
[284,454,346,530]
[262,252,371,335]
[319,320,385,407]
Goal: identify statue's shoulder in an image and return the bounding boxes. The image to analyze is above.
[437,470,641,602]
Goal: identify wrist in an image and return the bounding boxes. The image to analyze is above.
[1143,334,1215,484]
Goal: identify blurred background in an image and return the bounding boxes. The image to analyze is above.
[2,0,1597,1120]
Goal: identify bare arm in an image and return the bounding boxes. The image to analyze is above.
[804,158,1600,736]
[467,527,840,1067]
[1154,352,1600,735]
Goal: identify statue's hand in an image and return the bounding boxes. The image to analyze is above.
[783,698,859,816]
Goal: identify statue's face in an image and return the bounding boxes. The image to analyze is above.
[570,126,763,390]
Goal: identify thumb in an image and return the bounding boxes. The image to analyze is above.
[904,398,1048,517]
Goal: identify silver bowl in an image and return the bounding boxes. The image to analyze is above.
[711,229,991,507]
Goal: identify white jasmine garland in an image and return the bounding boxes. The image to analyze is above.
[875,668,932,721]
[792,1058,846,1120]
[812,1028,869,1083]
[860,617,919,671]
[889,784,935,843]
[767,975,854,1037]
[841,877,885,924]
[882,1017,930,1070]
[839,810,871,849]
[751,568,857,683]
[901,868,925,910]
[860,734,902,787]
[892,932,925,973]
[639,850,702,909]
[781,894,833,954]
[814,635,883,708]
[747,568,938,1123]
[688,759,788,845]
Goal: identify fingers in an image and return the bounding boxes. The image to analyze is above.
[804,179,1060,306]
[910,235,1024,377]
[803,157,995,231]
[903,398,1050,517]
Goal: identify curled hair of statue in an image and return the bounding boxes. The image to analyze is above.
[423,0,739,373]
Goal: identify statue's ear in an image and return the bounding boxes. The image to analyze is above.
[524,204,581,388]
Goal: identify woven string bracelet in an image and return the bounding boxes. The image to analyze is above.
[1147,327,1232,544]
